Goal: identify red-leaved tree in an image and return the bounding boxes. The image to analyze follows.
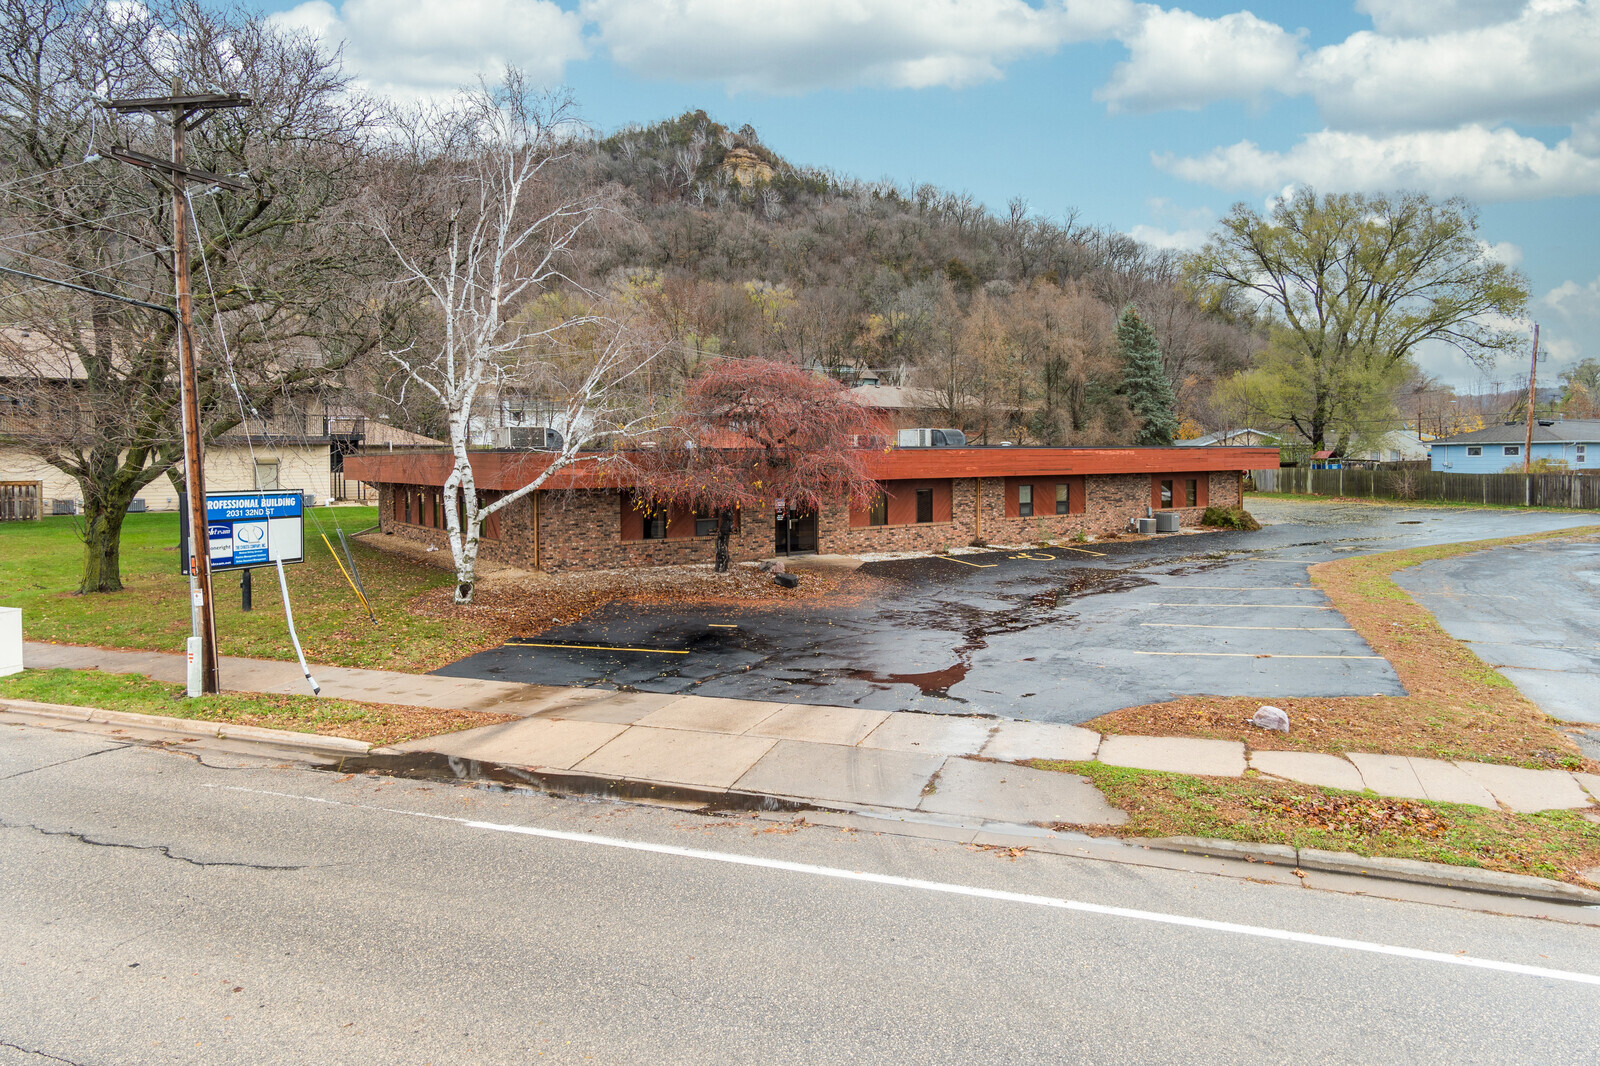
[624,358,886,571]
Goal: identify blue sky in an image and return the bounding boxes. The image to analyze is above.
[262,0,1600,391]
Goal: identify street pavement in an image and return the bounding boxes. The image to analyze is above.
[3,725,1599,1066]
[432,500,1600,722]
[1396,536,1600,724]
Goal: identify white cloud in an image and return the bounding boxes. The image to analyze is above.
[1301,3,1600,132]
[1096,7,1302,113]
[1354,0,1529,37]
[1479,240,1524,266]
[581,0,1135,93]
[1128,223,1210,250]
[1543,273,1600,318]
[1158,125,1600,201]
[270,0,587,99]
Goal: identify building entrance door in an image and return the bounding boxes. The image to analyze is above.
[774,511,817,555]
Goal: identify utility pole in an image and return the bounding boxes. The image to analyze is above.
[1523,323,1540,476]
[100,80,250,695]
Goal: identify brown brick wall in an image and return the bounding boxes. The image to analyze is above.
[373,467,1249,572]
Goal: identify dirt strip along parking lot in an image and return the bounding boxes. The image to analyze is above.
[431,500,1600,725]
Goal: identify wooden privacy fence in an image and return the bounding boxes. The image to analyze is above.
[1253,465,1600,509]
[0,481,43,521]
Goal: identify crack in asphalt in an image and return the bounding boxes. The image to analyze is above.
[0,743,130,782]
[0,1037,93,1065]
[0,819,308,871]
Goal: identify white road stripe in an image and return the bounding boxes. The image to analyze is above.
[207,783,1600,987]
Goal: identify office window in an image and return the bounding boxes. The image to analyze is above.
[695,509,717,537]
[401,487,411,524]
[253,460,279,491]
[642,511,667,539]
[1018,484,1033,517]
[1503,445,1520,456]
[868,492,888,526]
[1159,479,1173,507]
[1055,483,1069,514]
[915,488,933,523]
[1466,446,1481,456]
[1185,478,1198,507]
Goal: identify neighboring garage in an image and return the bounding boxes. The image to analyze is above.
[345,443,1278,572]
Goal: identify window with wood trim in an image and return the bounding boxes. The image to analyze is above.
[1159,479,1174,507]
[1055,483,1069,514]
[915,488,933,523]
[642,510,667,539]
[1018,484,1033,517]
[1185,478,1198,507]
[695,508,717,537]
[868,492,888,526]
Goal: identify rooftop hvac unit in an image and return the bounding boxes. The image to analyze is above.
[896,427,967,448]
[507,426,564,450]
[1155,512,1180,533]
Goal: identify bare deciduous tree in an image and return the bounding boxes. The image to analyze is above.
[0,0,386,592]
[374,74,663,603]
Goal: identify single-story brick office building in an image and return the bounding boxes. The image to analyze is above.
[345,445,1280,572]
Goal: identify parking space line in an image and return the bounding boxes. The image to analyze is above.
[940,556,999,568]
[1057,545,1107,557]
[505,640,689,655]
[707,624,738,629]
[1140,623,1354,632]
[1148,602,1334,610]
[1132,651,1383,659]
[1156,585,1313,591]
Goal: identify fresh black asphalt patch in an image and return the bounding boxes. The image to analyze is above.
[431,501,1600,725]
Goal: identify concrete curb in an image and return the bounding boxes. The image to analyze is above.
[1146,834,1600,906]
[0,697,372,757]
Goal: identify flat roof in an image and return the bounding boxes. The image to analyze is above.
[346,445,1280,492]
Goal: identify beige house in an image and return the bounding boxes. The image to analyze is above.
[0,328,443,516]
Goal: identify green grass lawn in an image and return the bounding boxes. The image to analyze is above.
[1038,760,1600,886]
[0,667,514,745]
[0,508,499,672]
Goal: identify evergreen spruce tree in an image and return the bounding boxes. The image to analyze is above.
[1117,306,1179,446]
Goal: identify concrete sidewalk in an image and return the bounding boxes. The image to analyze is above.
[23,642,1600,825]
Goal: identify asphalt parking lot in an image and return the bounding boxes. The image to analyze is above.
[1396,536,1600,724]
[433,499,1600,724]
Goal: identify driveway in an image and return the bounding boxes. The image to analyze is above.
[1395,536,1600,724]
[434,499,1600,724]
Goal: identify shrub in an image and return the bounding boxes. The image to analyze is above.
[1202,505,1261,531]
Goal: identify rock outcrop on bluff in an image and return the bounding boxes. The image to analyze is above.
[719,146,774,186]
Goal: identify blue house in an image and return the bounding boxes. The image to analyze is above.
[1430,419,1600,473]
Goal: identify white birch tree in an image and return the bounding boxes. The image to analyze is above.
[375,73,662,602]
